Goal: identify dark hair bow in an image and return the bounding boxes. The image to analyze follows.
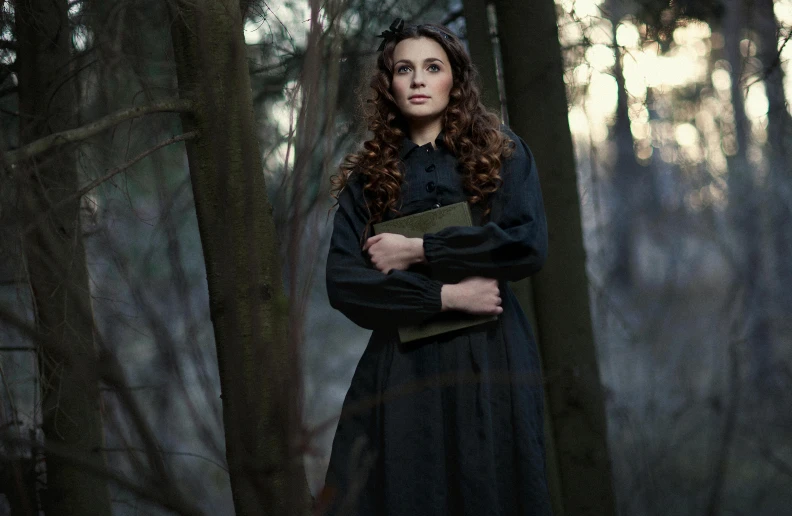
[377,18,405,51]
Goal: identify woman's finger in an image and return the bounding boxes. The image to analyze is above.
[362,234,382,251]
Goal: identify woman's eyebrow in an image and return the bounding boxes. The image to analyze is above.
[394,57,445,66]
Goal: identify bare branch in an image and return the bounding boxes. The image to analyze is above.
[23,131,198,235]
[4,99,194,164]
[741,432,792,479]
[0,441,204,516]
[743,28,792,90]
[101,447,228,473]
[440,7,463,26]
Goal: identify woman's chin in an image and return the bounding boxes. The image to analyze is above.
[401,109,444,124]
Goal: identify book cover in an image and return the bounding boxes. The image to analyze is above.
[373,202,497,343]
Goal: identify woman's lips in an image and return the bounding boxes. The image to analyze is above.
[409,96,429,103]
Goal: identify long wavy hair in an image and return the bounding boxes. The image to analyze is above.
[330,22,514,242]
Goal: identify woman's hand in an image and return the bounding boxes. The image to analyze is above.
[363,233,426,274]
[441,276,503,315]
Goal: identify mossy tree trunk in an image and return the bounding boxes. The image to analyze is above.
[168,1,310,514]
[14,0,113,514]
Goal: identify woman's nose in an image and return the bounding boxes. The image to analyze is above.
[411,72,426,87]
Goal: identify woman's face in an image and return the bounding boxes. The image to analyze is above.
[391,37,454,125]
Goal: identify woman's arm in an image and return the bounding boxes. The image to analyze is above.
[421,131,548,282]
[326,176,445,331]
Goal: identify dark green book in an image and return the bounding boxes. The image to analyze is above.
[373,201,497,343]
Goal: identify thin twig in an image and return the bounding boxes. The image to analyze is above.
[101,447,228,473]
[0,441,204,516]
[23,131,198,235]
[741,433,792,479]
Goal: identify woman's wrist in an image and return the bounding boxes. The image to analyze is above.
[411,237,427,265]
[440,284,456,312]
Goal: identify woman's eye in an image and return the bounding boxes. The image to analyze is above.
[397,65,410,73]
[428,64,440,72]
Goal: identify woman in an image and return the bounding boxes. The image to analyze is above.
[321,19,552,516]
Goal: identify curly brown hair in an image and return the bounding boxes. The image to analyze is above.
[330,22,514,242]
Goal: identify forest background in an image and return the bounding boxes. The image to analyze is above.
[0,0,790,515]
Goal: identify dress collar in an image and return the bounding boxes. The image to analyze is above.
[398,131,446,160]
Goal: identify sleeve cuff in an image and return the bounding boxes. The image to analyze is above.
[425,277,444,315]
[422,233,443,264]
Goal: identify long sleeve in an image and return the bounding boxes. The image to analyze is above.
[326,175,444,331]
[422,131,548,283]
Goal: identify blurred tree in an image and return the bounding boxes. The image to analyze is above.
[13,0,113,514]
[636,0,781,387]
[753,0,792,172]
[752,0,792,312]
[720,0,773,387]
[603,0,662,287]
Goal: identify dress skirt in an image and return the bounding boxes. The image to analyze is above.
[321,282,553,516]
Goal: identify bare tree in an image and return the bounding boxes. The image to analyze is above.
[13,0,113,512]
[3,0,314,513]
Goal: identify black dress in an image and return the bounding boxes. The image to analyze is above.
[322,127,552,516]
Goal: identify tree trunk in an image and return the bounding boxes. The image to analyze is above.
[462,1,565,512]
[168,1,310,514]
[462,0,500,113]
[752,0,792,316]
[489,0,617,514]
[14,0,113,514]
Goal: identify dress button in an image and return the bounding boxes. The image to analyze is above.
[425,181,436,192]
[425,164,436,173]
[432,203,441,209]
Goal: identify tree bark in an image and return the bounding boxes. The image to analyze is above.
[168,1,310,514]
[489,0,617,514]
[14,0,113,514]
[462,0,500,113]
